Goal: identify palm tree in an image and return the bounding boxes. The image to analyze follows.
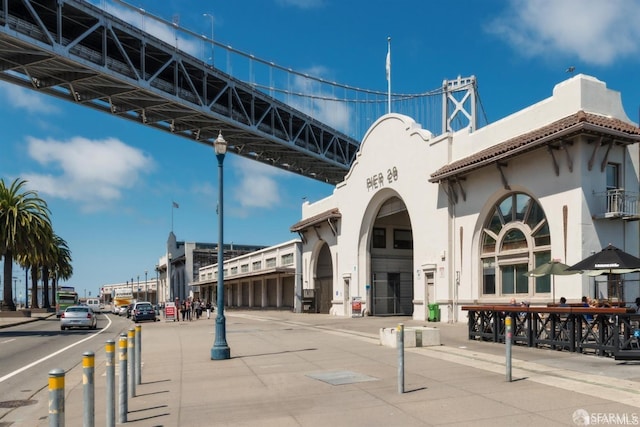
[0,178,51,311]
[16,221,53,308]
[49,234,72,304]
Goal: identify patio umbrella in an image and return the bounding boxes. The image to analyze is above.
[567,244,640,300]
[526,260,578,303]
[567,244,640,274]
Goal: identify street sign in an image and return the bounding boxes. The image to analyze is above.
[165,302,177,321]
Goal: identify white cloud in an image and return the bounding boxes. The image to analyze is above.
[488,0,640,65]
[287,66,352,132]
[23,136,154,212]
[0,81,59,114]
[232,158,285,213]
[276,0,324,9]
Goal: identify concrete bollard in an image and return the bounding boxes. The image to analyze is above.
[48,368,65,427]
[82,351,95,427]
[128,327,136,398]
[105,340,115,427]
[397,323,404,394]
[118,333,127,424]
[135,324,142,385]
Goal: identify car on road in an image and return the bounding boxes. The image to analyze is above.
[117,305,128,316]
[131,301,157,322]
[86,298,101,313]
[60,305,97,330]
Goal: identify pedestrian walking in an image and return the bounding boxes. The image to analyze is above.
[206,301,211,319]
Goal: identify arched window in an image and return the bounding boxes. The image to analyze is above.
[481,193,550,297]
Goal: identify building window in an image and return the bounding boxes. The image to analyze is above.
[241,264,249,273]
[281,253,294,266]
[230,266,238,275]
[252,261,262,271]
[372,228,386,248]
[482,258,496,294]
[606,163,619,190]
[266,257,276,268]
[393,229,413,249]
[480,193,550,298]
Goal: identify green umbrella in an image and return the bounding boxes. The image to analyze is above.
[526,260,578,303]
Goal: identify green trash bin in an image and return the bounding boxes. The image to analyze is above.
[428,304,440,322]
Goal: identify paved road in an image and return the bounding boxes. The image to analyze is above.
[3,311,640,426]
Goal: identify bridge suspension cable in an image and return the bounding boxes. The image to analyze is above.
[107,0,488,140]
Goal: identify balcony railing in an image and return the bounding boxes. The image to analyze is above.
[594,189,640,220]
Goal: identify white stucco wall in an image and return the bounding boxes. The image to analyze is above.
[296,74,639,322]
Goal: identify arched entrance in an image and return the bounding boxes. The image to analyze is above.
[368,196,414,316]
[314,243,333,314]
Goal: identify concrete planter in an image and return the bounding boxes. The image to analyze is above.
[0,310,32,318]
[379,326,441,348]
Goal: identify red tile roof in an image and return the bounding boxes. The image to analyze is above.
[430,111,640,182]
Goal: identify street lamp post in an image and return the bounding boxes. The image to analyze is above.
[168,253,173,301]
[203,13,214,65]
[145,270,148,302]
[131,277,134,301]
[211,131,230,360]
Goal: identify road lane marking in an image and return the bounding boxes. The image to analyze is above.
[0,314,113,384]
[1,339,16,344]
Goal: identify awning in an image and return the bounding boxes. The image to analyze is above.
[290,208,341,233]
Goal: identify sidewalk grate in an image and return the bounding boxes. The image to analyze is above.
[306,370,378,386]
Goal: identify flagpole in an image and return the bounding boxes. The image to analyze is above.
[386,36,391,114]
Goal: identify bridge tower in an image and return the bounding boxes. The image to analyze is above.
[442,75,477,133]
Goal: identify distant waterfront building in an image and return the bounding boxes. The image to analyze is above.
[192,239,302,310]
[156,232,266,304]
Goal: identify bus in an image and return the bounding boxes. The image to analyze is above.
[55,287,79,317]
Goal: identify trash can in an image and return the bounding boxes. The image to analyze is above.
[428,304,440,322]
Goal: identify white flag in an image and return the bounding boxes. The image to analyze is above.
[386,50,390,82]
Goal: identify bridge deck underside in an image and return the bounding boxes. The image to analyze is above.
[0,0,359,184]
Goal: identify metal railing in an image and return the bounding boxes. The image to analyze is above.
[595,189,640,219]
[462,305,640,358]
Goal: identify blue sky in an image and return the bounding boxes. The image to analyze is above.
[2,0,640,300]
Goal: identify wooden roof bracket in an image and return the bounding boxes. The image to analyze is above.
[587,136,603,171]
[444,180,458,205]
[313,225,322,240]
[561,140,574,173]
[496,162,510,190]
[327,218,337,236]
[600,139,614,172]
[455,177,467,202]
[547,145,560,176]
[296,231,307,245]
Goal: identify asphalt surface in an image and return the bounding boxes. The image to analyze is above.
[2,310,640,426]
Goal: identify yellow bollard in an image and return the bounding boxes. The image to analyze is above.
[48,368,65,426]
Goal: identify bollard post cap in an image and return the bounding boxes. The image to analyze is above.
[49,368,65,376]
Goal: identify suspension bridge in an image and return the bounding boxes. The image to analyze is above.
[0,0,486,184]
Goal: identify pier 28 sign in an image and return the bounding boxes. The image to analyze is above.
[366,167,399,192]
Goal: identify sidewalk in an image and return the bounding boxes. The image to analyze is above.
[0,310,54,328]
[10,311,640,426]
